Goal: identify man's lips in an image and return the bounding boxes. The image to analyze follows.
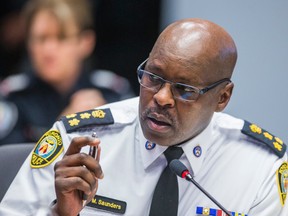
[148,117,171,126]
[147,113,172,126]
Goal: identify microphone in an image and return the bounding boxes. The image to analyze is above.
[169,159,232,216]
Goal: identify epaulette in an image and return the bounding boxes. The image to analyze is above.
[241,120,286,157]
[61,108,114,133]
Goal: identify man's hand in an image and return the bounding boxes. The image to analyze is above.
[51,136,103,216]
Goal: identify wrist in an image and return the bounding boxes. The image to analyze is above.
[50,199,80,216]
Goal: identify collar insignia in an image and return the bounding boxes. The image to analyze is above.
[193,145,202,157]
[145,141,156,150]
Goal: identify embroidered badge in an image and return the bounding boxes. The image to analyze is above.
[30,130,63,168]
[241,121,286,157]
[276,162,288,206]
[61,108,114,133]
[145,141,156,150]
[193,145,202,157]
[196,206,248,216]
[87,195,127,214]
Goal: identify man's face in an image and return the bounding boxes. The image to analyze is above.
[28,10,83,84]
[139,55,222,146]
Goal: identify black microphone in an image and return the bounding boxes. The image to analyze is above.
[169,159,232,216]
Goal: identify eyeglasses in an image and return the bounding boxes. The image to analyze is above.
[137,58,231,102]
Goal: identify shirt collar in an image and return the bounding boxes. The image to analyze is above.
[181,119,213,177]
[139,124,167,170]
[139,116,214,176]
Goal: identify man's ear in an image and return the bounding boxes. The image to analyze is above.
[78,30,96,59]
[215,82,234,112]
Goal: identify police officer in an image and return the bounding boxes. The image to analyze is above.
[0,18,287,216]
[0,0,133,145]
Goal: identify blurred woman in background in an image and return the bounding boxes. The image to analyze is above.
[0,0,133,144]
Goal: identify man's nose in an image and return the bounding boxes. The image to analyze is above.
[153,83,175,108]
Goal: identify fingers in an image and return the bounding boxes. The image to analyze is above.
[55,166,97,196]
[65,136,100,156]
[54,136,103,195]
[55,152,103,179]
[52,136,103,215]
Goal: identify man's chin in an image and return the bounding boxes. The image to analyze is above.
[140,118,177,145]
[143,132,175,146]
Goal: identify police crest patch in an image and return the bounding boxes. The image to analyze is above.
[30,130,63,168]
[276,162,288,206]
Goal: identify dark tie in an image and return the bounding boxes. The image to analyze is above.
[149,146,184,216]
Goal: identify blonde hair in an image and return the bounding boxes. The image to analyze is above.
[23,0,94,36]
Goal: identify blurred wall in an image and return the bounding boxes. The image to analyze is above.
[161,0,288,142]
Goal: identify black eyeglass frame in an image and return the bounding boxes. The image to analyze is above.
[137,58,232,102]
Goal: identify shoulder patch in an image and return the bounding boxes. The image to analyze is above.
[276,162,288,206]
[31,130,63,168]
[241,121,287,157]
[61,108,114,133]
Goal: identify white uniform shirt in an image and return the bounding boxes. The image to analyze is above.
[0,97,287,216]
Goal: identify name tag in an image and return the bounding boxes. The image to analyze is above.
[87,195,127,214]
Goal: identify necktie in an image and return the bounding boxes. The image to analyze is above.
[149,146,184,216]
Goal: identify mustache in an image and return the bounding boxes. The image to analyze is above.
[141,107,175,124]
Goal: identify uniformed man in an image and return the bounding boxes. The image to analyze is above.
[0,0,134,145]
[0,18,287,216]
